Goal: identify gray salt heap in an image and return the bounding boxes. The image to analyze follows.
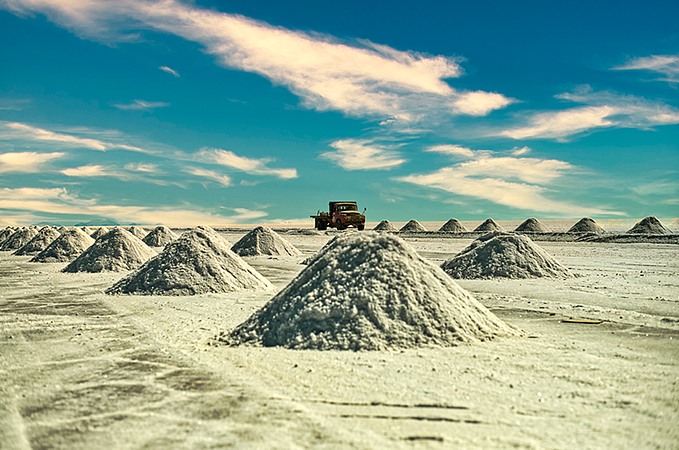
[473,218,505,233]
[231,226,302,257]
[514,218,551,233]
[223,232,520,350]
[106,226,272,296]
[627,216,668,234]
[63,227,155,273]
[439,218,468,233]
[14,227,61,256]
[568,217,605,234]
[1,227,39,251]
[399,219,427,232]
[126,226,148,240]
[142,225,179,247]
[373,220,398,232]
[30,228,95,263]
[90,227,109,239]
[441,232,572,279]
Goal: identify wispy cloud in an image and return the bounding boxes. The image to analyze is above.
[0,121,148,152]
[0,151,65,173]
[196,148,298,179]
[159,65,180,77]
[113,99,170,110]
[451,91,515,116]
[321,139,407,170]
[60,164,115,177]
[185,166,233,187]
[425,144,478,158]
[612,54,679,82]
[124,162,158,173]
[0,98,31,111]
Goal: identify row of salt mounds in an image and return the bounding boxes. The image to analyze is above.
[628,216,668,234]
[90,227,109,239]
[514,217,551,233]
[63,228,155,273]
[1,227,39,251]
[222,232,520,351]
[142,225,179,247]
[441,232,572,279]
[373,220,398,232]
[0,227,18,246]
[473,218,505,233]
[14,226,61,256]
[231,226,302,257]
[567,217,605,234]
[399,219,427,232]
[30,228,94,263]
[126,226,148,240]
[439,218,468,233]
[107,226,272,296]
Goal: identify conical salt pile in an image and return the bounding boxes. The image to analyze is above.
[1,227,39,251]
[373,220,398,232]
[81,226,94,235]
[30,228,95,263]
[514,218,551,233]
[441,232,572,279]
[107,226,272,296]
[568,217,605,234]
[627,216,668,234]
[222,232,520,350]
[63,228,156,273]
[231,226,302,257]
[14,227,61,256]
[399,219,427,232]
[90,227,109,239]
[439,218,468,233]
[0,227,17,246]
[142,225,179,247]
[126,226,148,240]
[473,218,505,233]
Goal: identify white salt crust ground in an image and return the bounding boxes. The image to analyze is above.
[0,229,677,449]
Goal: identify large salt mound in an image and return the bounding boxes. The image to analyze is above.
[90,227,109,239]
[439,218,468,233]
[514,218,551,233]
[441,232,572,279]
[399,220,427,232]
[126,226,148,239]
[1,227,39,251]
[373,220,397,232]
[63,228,156,273]
[30,229,95,263]
[568,217,605,234]
[473,218,506,233]
[142,225,179,247]
[14,227,61,256]
[231,226,302,257]
[627,216,668,234]
[223,232,520,350]
[106,226,272,296]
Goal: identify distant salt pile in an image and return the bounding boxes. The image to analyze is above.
[373,220,398,232]
[142,225,179,247]
[399,220,427,232]
[14,227,61,256]
[0,227,17,246]
[81,226,94,235]
[473,218,505,233]
[231,226,302,257]
[627,216,668,234]
[439,218,468,233]
[90,227,109,239]
[441,232,572,279]
[126,226,148,240]
[223,232,520,350]
[30,228,95,263]
[568,217,605,234]
[514,218,551,233]
[1,227,39,251]
[63,228,155,273]
[107,226,272,296]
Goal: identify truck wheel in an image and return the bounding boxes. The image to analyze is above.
[314,219,320,229]
[336,220,344,231]
[318,221,327,231]
[358,224,365,231]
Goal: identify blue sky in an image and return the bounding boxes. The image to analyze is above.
[0,0,677,226]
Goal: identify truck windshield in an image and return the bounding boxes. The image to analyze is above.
[337,204,357,211]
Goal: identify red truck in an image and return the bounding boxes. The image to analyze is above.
[311,201,366,231]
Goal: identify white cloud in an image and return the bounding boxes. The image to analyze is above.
[612,54,679,82]
[185,166,232,187]
[159,65,180,77]
[512,146,531,156]
[60,164,113,177]
[425,144,476,158]
[196,148,298,179]
[502,106,618,140]
[0,151,65,173]
[113,99,170,110]
[124,162,158,173]
[451,91,515,116]
[321,139,407,171]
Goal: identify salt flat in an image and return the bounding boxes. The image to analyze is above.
[1,229,678,449]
